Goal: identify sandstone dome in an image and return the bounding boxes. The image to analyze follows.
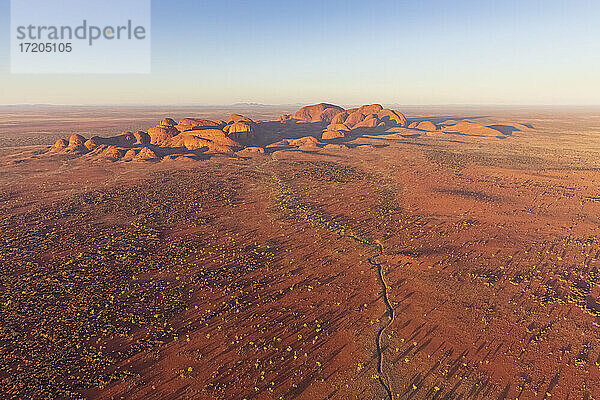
[160,118,177,127]
[224,121,254,140]
[84,136,103,151]
[358,104,383,115]
[68,134,86,147]
[292,103,345,123]
[51,138,68,151]
[330,111,349,125]
[148,125,180,145]
[343,111,365,128]
[322,130,347,140]
[415,121,438,131]
[226,114,254,125]
[122,149,137,161]
[93,145,123,161]
[169,130,242,152]
[176,118,220,132]
[286,136,320,147]
[64,134,89,154]
[136,147,159,160]
[326,123,349,132]
[236,146,265,155]
[354,115,380,128]
[168,133,211,151]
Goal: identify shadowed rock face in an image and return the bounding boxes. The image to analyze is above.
[44,102,517,162]
[160,118,177,127]
[133,131,151,146]
[224,121,254,140]
[377,109,407,127]
[84,137,103,151]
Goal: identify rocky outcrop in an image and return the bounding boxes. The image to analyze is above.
[226,114,254,125]
[377,109,407,127]
[51,138,68,151]
[285,136,321,147]
[292,103,345,123]
[330,111,349,125]
[176,118,221,132]
[415,121,437,131]
[136,147,159,160]
[354,115,380,128]
[133,131,151,146]
[343,111,365,128]
[224,121,254,140]
[43,102,515,164]
[169,129,242,153]
[358,104,383,115]
[64,134,89,154]
[148,125,180,145]
[236,146,265,155]
[322,130,346,140]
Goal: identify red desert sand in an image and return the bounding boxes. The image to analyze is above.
[1,103,599,400]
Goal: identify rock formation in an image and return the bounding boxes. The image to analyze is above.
[322,130,347,140]
[148,125,180,145]
[292,103,345,123]
[376,109,407,126]
[415,121,438,131]
[51,138,68,152]
[224,121,254,140]
[44,102,515,163]
[176,118,221,132]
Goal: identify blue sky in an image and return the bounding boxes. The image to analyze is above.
[1,0,599,105]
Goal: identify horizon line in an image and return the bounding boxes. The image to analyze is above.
[2,103,600,108]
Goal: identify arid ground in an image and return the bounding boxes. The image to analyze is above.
[2,105,600,399]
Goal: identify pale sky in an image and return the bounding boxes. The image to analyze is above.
[1,0,599,105]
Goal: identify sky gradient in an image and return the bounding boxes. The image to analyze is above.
[1,0,599,105]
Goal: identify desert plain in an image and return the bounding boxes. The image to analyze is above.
[2,103,600,400]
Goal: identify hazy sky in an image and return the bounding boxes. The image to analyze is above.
[1,0,599,105]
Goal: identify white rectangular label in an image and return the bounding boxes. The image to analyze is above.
[10,0,151,73]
